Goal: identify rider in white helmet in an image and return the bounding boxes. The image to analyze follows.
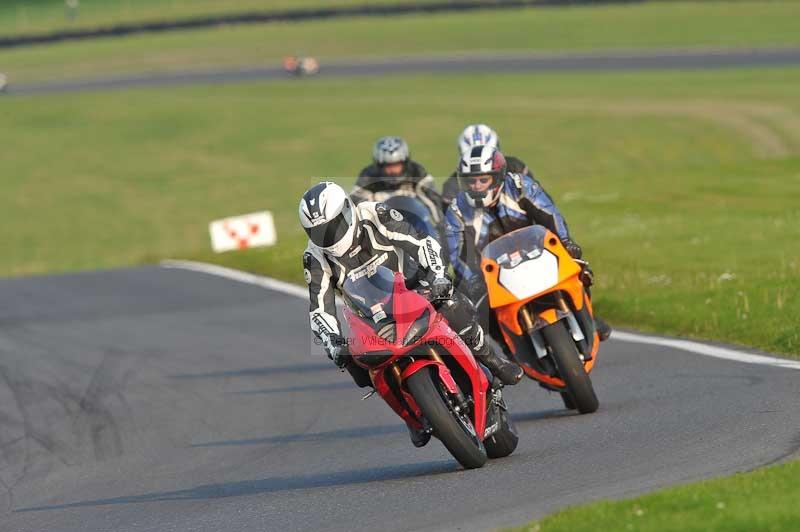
[442,124,534,206]
[299,182,524,446]
[351,136,444,224]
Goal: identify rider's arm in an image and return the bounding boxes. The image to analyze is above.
[363,202,447,279]
[444,204,478,283]
[516,174,571,241]
[303,249,342,352]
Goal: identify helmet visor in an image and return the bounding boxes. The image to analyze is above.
[457,172,500,192]
[305,200,353,248]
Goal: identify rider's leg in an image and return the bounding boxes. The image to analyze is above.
[435,293,523,385]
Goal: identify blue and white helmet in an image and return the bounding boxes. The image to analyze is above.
[457,124,499,155]
[456,145,507,208]
[372,136,410,165]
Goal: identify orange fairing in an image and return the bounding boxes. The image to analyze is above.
[481,232,583,336]
[481,226,598,384]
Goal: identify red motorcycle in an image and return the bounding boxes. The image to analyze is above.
[342,266,518,469]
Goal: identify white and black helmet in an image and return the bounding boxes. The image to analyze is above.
[372,136,410,166]
[458,124,499,155]
[456,145,507,208]
[299,182,359,257]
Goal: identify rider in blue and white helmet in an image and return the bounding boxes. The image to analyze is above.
[445,145,612,342]
[442,124,534,205]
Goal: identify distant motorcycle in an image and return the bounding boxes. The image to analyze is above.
[282,56,319,76]
[342,266,518,468]
[479,225,601,413]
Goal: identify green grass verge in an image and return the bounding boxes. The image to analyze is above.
[2,67,799,356]
[510,459,800,532]
[2,1,800,83]
[0,0,444,36]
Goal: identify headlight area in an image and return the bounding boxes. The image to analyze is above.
[403,309,431,346]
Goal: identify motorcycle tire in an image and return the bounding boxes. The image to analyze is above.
[484,406,518,459]
[542,321,599,414]
[407,367,487,469]
[560,391,576,410]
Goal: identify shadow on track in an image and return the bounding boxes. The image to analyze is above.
[510,408,575,423]
[16,460,458,512]
[167,362,331,380]
[191,408,574,449]
[191,423,407,448]
[228,381,354,395]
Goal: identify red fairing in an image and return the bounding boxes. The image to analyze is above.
[342,271,489,444]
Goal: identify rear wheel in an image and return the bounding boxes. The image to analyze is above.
[407,367,487,469]
[542,321,599,414]
[560,391,576,410]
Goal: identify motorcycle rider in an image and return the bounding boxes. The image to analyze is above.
[441,124,533,206]
[445,145,612,342]
[351,136,444,224]
[299,182,523,447]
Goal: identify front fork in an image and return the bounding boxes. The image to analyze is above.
[520,293,589,362]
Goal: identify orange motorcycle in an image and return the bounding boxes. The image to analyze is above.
[479,225,600,413]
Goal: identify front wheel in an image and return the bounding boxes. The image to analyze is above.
[407,367,487,469]
[542,321,599,414]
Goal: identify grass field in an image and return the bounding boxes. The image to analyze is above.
[2,2,800,83]
[511,459,800,532]
[0,0,445,35]
[2,67,799,356]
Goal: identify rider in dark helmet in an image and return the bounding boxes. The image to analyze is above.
[445,146,612,342]
[299,181,524,448]
[352,136,444,225]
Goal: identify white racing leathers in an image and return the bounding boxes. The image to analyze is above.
[303,201,446,354]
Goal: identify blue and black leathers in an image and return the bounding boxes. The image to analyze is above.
[445,172,575,287]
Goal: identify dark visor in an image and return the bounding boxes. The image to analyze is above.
[305,202,352,248]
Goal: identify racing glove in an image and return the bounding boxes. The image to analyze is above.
[431,276,454,300]
[325,333,351,368]
[562,238,583,259]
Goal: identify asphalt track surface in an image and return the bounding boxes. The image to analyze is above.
[6,47,800,96]
[1,266,798,532]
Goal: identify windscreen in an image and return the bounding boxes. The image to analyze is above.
[481,225,548,268]
[342,266,397,325]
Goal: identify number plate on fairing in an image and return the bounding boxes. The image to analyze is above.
[498,250,559,300]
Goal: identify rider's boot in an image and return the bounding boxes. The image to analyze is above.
[408,424,431,447]
[594,317,612,342]
[466,326,523,385]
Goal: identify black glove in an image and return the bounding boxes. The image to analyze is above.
[465,275,487,303]
[562,238,583,259]
[325,334,351,368]
[431,276,453,300]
